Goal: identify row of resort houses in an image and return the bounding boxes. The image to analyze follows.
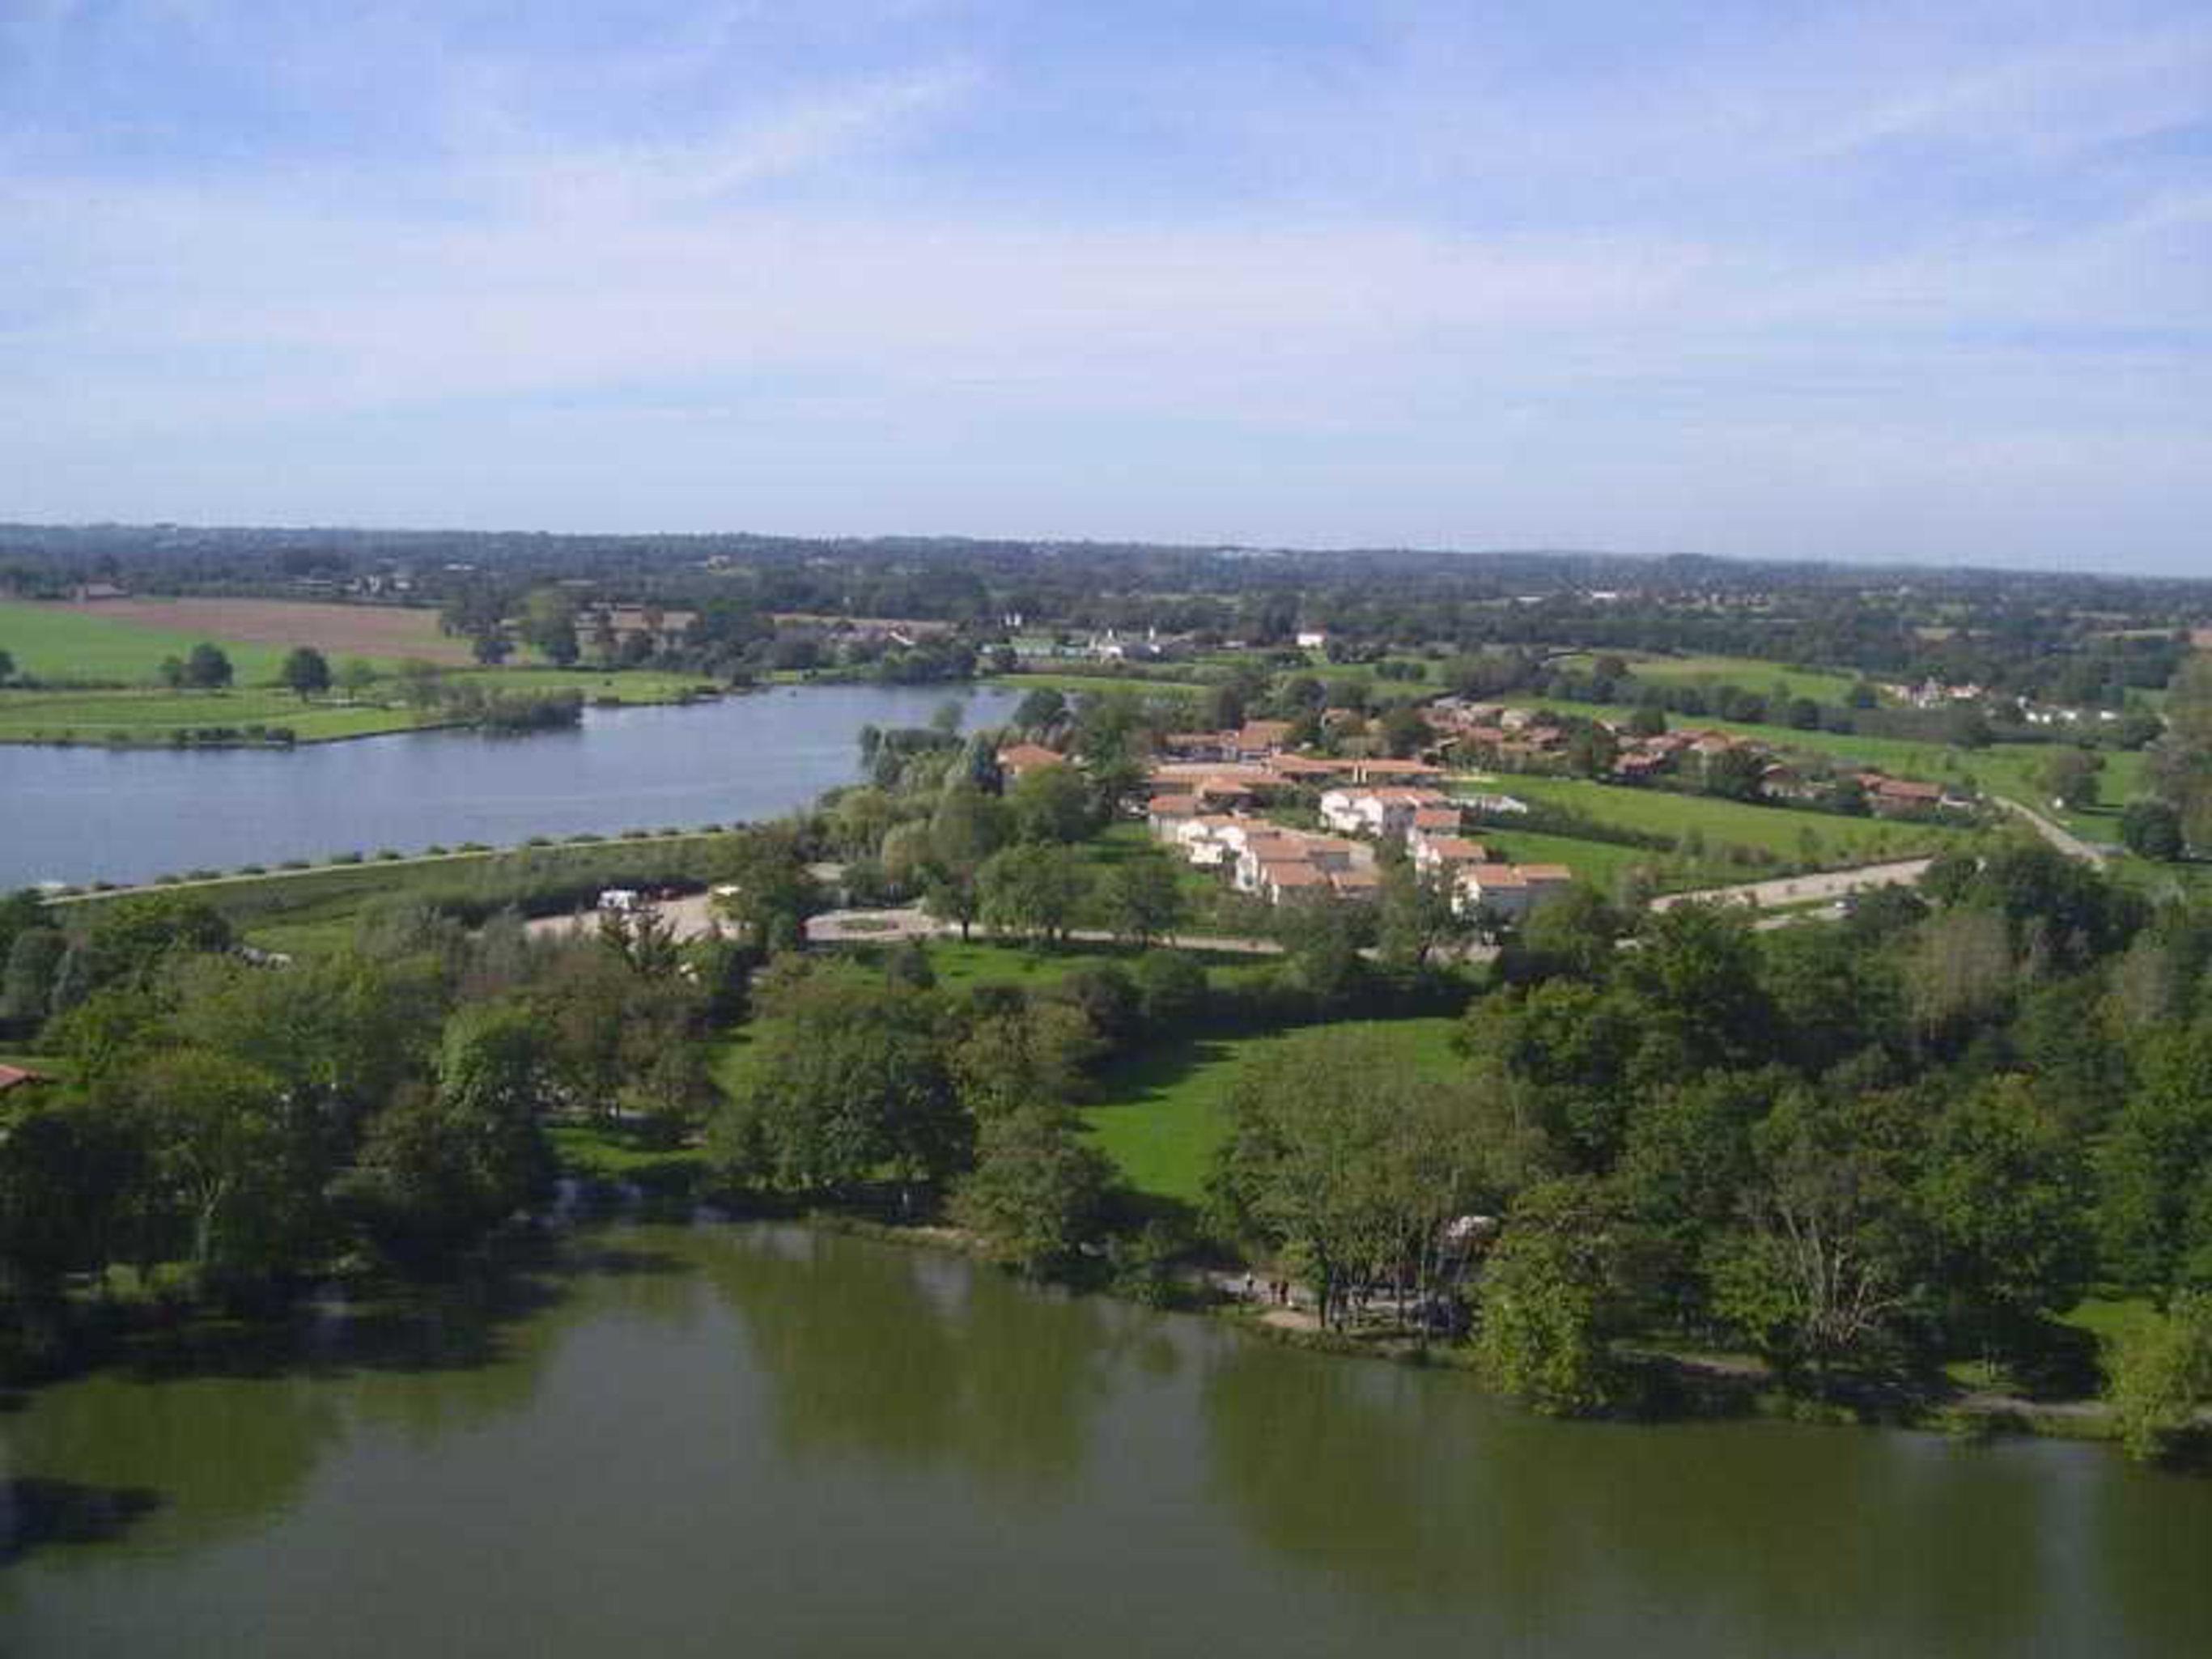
[1003,725,1569,919]
[1141,728,1569,915]
[1429,702,1973,818]
[1148,785,1570,919]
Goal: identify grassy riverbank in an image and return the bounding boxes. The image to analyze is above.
[1082,1018,1463,1207]
[46,830,743,956]
[0,667,724,747]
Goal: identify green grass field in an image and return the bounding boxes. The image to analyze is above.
[0,686,410,742]
[987,670,1205,698]
[1475,774,1966,864]
[48,830,741,951]
[1964,746,2147,842]
[1082,1017,1463,1204]
[1500,690,2151,821]
[919,937,1280,994]
[1582,652,1864,706]
[0,667,718,746]
[0,599,292,685]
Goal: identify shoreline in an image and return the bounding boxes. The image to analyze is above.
[0,682,737,752]
[732,1203,2138,1457]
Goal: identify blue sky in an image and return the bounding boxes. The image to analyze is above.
[1,1,2206,571]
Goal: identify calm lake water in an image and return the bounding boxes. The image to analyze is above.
[3,1223,2206,1658]
[0,684,1020,890]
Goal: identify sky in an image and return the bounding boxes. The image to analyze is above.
[1,1,2206,571]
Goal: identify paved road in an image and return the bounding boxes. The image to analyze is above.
[1993,796,2108,867]
[528,893,727,942]
[537,859,1946,954]
[532,898,1508,962]
[1649,858,1934,914]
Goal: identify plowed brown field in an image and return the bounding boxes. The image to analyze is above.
[60,598,471,664]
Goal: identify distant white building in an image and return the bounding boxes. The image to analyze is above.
[1319,786,1451,840]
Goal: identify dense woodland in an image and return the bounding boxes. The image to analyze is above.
[2,521,2203,706]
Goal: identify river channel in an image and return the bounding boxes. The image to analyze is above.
[0,684,1021,890]
[3,1222,2207,1657]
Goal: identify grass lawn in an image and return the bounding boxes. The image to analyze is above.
[0,666,719,745]
[1499,688,2157,834]
[0,685,413,743]
[1442,822,1778,896]
[547,1121,707,1190]
[55,830,737,945]
[1585,652,1864,706]
[1083,1017,1463,1205]
[1473,774,1966,865]
[0,598,293,685]
[919,936,1279,994]
[986,670,1204,698]
[2057,1296,2161,1351]
[1965,746,2148,842]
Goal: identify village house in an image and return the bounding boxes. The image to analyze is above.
[1160,730,1238,762]
[996,742,1068,781]
[1233,719,1296,760]
[1255,858,1331,903]
[1411,834,1492,880]
[1857,773,1970,817]
[582,605,698,653]
[1455,863,1575,921]
[1145,794,1201,835]
[1319,785,1451,840]
[1344,756,1447,785]
[1262,752,1347,783]
[1460,791,1532,818]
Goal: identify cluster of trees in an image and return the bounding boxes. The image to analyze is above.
[156,642,235,690]
[1206,845,2212,1453]
[710,950,1220,1273]
[0,890,737,1364]
[369,661,588,732]
[2137,656,2212,860]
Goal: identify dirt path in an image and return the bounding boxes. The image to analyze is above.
[1649,858,1934,914]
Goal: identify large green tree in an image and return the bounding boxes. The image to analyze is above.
[953,1104,1115,1276]
[978,843,1088,945]
[1212,1027,1525,1331]
[1474,1177,1627,1415]
[279,646,333,700]
[715,966,967,1207]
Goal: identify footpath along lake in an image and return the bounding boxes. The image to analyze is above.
[0,683,1021,890]
[3,1223,2209,1657]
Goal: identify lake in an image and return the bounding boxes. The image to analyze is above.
[0,684,1021,890]
[4,1223,2207,1657]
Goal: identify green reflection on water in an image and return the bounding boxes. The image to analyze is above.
[2,1223,2207,1659]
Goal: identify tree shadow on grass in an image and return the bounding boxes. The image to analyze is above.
[1085,1033,1246,1230]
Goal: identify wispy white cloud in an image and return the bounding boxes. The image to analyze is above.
[0,2,2205,566]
